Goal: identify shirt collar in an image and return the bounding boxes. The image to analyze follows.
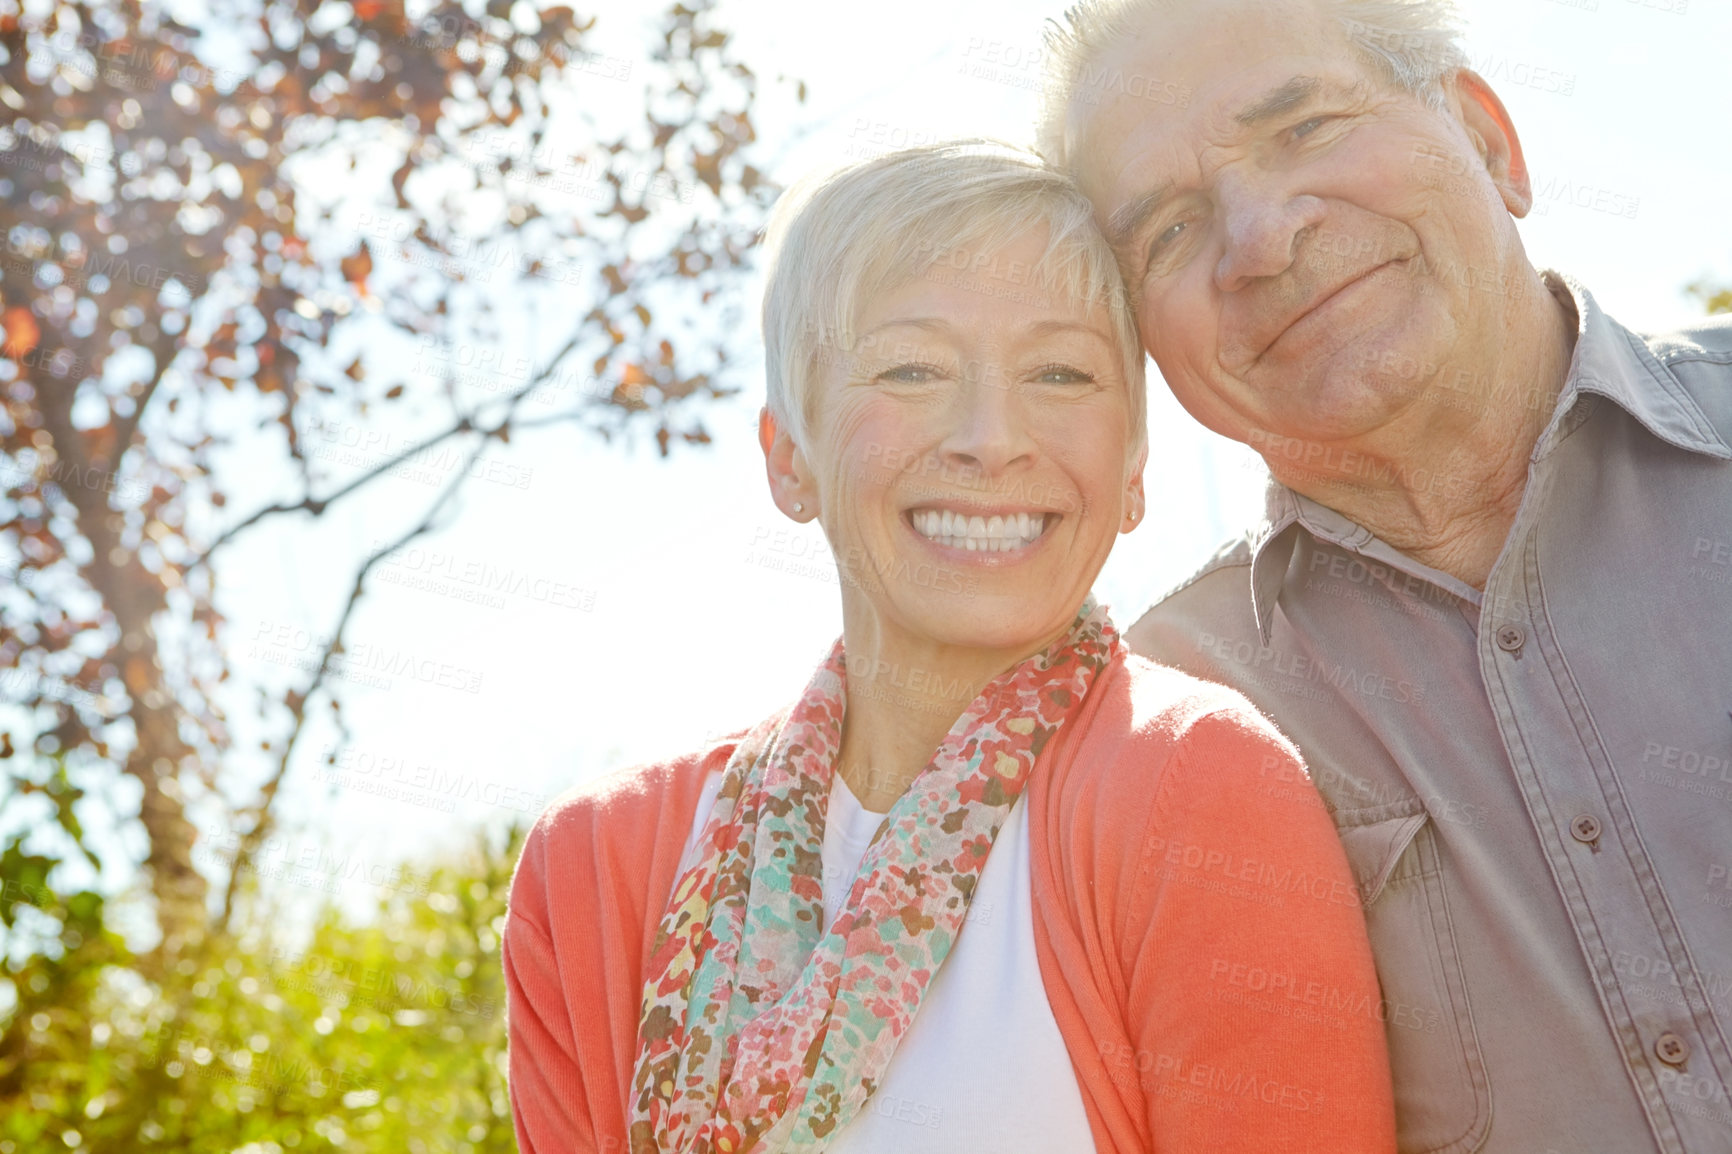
[1241,272,1731,638]
[1540,271,1732,461]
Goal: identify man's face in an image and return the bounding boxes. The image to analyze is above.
[1071,0,1528,448]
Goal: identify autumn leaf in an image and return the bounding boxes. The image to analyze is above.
[1,306,40,359]
[341,243,373,291]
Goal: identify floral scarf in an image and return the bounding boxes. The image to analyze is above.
[629,598,1121,1154]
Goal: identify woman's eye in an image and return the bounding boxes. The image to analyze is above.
[1033,364,1096,385]
[878,363,943,384]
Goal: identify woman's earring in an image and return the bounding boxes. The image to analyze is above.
[1128,509,1138,522]
[794,502,805,514]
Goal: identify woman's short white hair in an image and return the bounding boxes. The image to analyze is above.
[1037,0,1468,169]
[761,139,1148,462]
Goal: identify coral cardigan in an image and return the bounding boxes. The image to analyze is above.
[503,655,1396,1153]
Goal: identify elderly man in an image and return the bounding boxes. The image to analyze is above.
[1039,1,1732,1151]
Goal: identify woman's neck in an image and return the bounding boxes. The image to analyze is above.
[832,618,1070,812]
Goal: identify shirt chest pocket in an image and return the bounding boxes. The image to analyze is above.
[1338,810,1492,1154]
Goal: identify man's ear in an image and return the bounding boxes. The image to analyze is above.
[1451,69,1532,217]
[760,407,816,521]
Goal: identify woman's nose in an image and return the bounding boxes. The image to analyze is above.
[937,369,1038,478]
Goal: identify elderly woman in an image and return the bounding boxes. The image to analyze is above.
[504,142,1395,1154]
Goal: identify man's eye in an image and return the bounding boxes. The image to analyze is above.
[1291,116,1330,141]
[1149,220,1188,257]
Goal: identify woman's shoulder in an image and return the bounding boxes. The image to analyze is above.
[1084,650,1300,773]
[536,733,738,831]
[1043,651,1315,853]
[510,732,741,917]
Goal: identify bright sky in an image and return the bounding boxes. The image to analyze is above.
[193,0,1732,924]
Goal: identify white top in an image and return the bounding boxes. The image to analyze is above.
[681,770,1096,1153]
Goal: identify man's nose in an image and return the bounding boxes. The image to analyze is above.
[1214,174,1327,293]
[939,369,1038,478]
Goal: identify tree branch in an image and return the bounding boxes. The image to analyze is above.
[186,329,586,573]
[212,349,566,931]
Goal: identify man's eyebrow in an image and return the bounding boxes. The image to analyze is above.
[1107,183,1174,249]
[1234,75,1323,127]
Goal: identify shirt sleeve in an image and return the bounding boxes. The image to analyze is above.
[1123,706,1397,1153]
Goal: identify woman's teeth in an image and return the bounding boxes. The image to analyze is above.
[910,509,1051,552]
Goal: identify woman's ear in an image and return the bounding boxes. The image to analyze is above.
[1450,69,1533,217]
[1123,446,1148,533]
[760,407,817,521]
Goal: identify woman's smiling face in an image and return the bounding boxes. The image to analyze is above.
[791,226,1145,658]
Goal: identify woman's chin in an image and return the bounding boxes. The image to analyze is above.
[894,593,1084,655]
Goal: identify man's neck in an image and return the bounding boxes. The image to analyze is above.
[1268,273,1580,591]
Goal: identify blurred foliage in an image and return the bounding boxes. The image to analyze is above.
[2,820,523,1154]
[1687,275,1731,315]
[0,0,786,962]
[0,0,797,1147]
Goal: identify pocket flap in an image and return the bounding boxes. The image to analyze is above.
[1337,811,1427,905]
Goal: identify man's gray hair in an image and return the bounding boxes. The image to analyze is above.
[761,139,1148,460]
[1038,0,1468,170]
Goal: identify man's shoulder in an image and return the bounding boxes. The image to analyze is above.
[1640,313,1732,368]
[1122,533,1260,661]
[1636,313,1732,445]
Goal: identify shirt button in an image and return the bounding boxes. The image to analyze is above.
[1656,1033,1690,1067]
[1496,624,1527,654]
[1570,814,1602,843]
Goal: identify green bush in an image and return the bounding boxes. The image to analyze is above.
[0,825,523,1154]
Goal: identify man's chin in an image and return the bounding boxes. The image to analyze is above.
[1247,363,1430,447]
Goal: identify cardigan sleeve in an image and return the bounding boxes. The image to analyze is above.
[1121,705,1397,1153]
[503,815,600,1154]
[502,746,729,1154]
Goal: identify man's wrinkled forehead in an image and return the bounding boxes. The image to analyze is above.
[1070,6,1367,205]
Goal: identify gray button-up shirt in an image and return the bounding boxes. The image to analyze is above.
[1126,274,1732,1154]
